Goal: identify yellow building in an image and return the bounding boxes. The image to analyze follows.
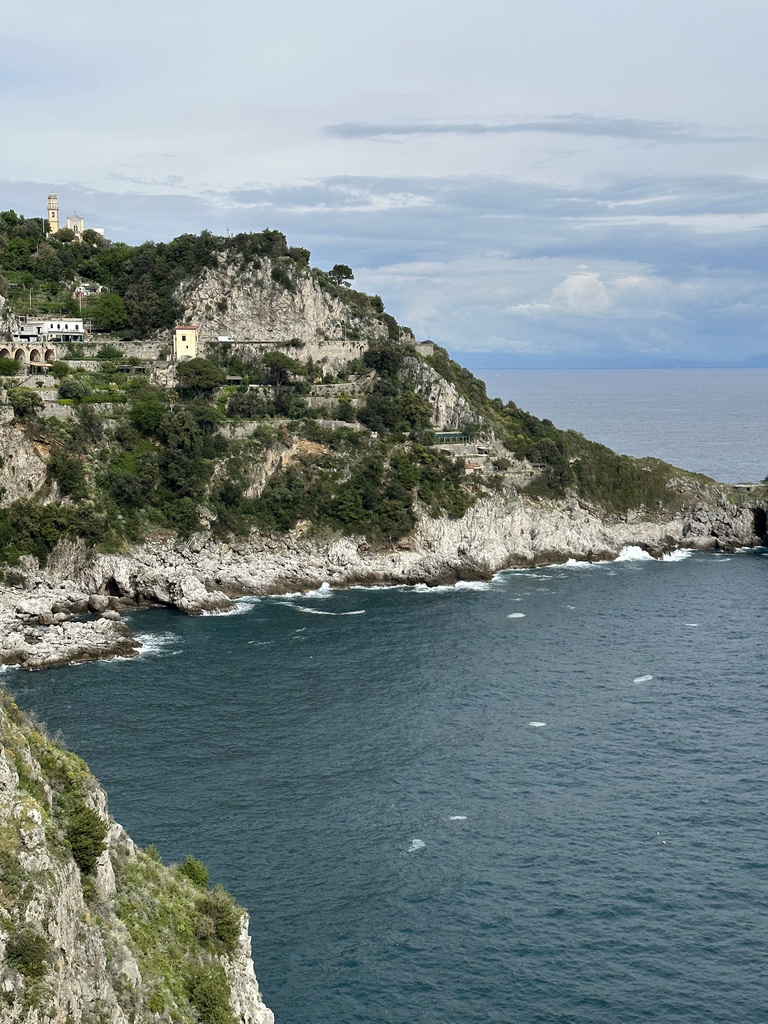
[46,193,104,238]
[47,193,60,234]
[173,325,199,361]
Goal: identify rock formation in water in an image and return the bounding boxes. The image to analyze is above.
[0,687,274,1023]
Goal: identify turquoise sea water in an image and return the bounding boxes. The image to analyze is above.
[7,370,768,1024]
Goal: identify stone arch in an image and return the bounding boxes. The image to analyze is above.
[29,348,43,373]
[44,348,56,364]
[0,347,10,359]
[14,348,25,363]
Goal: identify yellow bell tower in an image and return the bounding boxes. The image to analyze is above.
[47,193,60,235]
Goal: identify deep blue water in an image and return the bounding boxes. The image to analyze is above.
[6,370,768,1024]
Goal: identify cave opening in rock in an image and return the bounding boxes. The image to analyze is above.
[753,508,767,543]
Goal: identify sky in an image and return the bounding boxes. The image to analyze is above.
[4,0,768,368]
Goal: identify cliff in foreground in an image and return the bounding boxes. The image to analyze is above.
[0,687,273,1023]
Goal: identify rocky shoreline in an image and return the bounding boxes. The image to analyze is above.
[1,491,763,672]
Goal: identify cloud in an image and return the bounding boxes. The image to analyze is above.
[4,168,768,366]
[323,115,750,143]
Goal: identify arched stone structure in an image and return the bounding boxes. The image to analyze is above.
[6,342,64,372]
[0,347,10,359]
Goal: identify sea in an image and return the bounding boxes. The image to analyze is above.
[7,368,768,1024]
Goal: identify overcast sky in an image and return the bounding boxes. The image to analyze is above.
[4,0,768,367]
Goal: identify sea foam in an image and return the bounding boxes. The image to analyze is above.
[292,606,365,616]
[134,632,182,658]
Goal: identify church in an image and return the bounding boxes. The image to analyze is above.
[46,193,104,239]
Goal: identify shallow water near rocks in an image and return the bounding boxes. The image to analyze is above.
[11,547,768,1024]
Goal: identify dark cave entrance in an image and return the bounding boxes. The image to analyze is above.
[753,508,767,543]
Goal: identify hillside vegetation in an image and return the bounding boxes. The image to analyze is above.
[0,686,271,1022]
[0,218,714,570]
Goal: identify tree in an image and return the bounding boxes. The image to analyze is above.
[49,360,70,380]
[328,263,354,286]
[8,387,44,419]
[262,352,305,394]
[176,358,226,393]
[66,804,109,873]
[96,343,123,360]
[58,376,91,400]
[89,292,129,333]
[0,356,19,376]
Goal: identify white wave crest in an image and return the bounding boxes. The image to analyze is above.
[448,815,467,821]
[562,557,611,568]
[134,632,182,658]
[299,582,334,599]
[528,721,547,727]
[203,595,261,617]
[661,549,692,561]
[615,546,656,561]
[410,578,494,594]
[292,606,365,616]
[507,612,526,619]
[407,839,426,853]
[633,674,653,683]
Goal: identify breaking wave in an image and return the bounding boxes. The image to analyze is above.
[134,632,182,658]
[292,606,366,616]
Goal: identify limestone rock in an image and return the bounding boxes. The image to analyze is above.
[0,691,275,1024]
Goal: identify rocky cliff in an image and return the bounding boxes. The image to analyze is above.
[0,687,274,1023]
[179,255,407,372]
[0,482,762,672]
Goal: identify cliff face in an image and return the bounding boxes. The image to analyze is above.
[179,256,397,372]
[401,357,485,432]
[0,689,274,1023]
[0,412,48,507]
[0,484,761,673]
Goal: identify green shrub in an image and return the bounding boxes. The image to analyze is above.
[47,450,88,500]
[65,804,109,873]
[0,356,19,376]
[185,963,236,1024]
[8,387,43,419]
[197,885,241,953]
[58,376,91,400]
[178,854,209,889]
[96,344,124,360]
[5,926,49,979]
